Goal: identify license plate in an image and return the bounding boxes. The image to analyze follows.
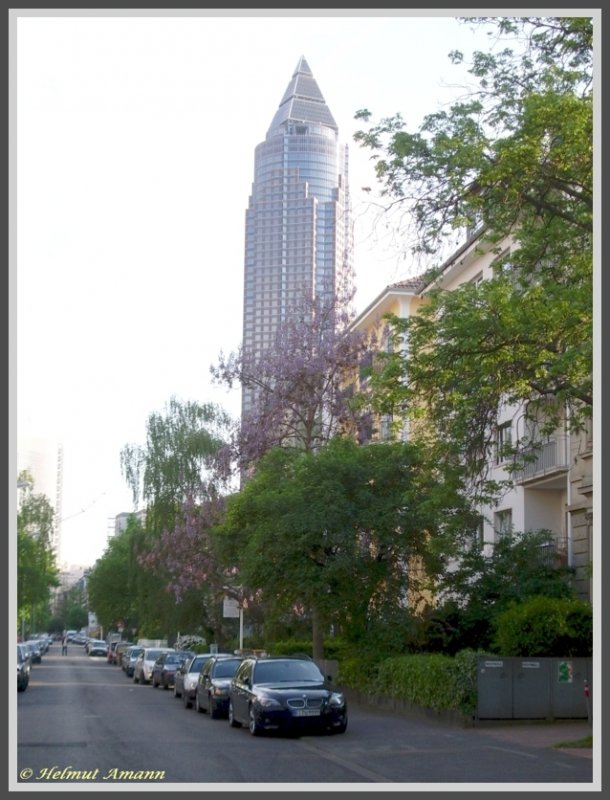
[292,708,320,717]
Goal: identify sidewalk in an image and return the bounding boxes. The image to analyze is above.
[473,719,593,759]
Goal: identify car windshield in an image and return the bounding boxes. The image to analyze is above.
[146,650,165,661]
[253,659,324,684]
[189,656,209,673]
[213,658,242,679]
[165,654,182,664]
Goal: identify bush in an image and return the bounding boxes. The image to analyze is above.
[370,649,481,715]
[493,596,593,656]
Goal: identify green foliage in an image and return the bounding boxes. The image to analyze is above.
[354,17,593,504]
[423,530,576,652]
[266,639,313,657]
[370,650,480,715]
[17,472,60,634]
[86,514,147,633]
[219,437,471,658]
[493,596,593,656]
[120,396,233,534]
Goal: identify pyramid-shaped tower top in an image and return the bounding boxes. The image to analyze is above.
[267,55,338,135]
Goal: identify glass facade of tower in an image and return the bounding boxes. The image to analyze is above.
[242,56,351,416]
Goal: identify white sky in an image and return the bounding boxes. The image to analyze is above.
[13,10,536,567]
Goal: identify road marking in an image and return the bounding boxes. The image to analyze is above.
[299,741,394,782]
[484,745,537,759]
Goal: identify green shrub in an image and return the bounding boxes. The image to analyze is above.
[370,649,480,715]
[493,596,593,656]
[266,638,313,657]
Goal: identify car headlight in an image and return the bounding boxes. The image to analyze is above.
[257,696,283,709]
[329,692,345,707]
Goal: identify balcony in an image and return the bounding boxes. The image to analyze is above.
[514,436,570,484]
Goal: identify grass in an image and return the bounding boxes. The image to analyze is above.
[553,735,593,749]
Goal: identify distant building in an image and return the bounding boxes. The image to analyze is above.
[109,509,146,540]
[241,55,352,418]
[17,433,64,558]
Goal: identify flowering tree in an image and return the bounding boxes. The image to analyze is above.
[211,288,376,474]
[119,398,239,634]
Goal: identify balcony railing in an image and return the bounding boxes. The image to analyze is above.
[514,436,569,482]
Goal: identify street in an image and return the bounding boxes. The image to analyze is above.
[15,644,594,789]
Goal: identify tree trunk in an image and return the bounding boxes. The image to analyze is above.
[311,605,324,660]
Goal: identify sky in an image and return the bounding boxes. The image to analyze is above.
[13,9,577,568]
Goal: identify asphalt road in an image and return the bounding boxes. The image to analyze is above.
[14,644,595,789]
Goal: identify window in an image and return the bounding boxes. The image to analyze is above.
[496,421,513,464]
[471,515,485,551]
[494,509,512,538]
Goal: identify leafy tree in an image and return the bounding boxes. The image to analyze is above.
[86,514,144,634]
[217,437,474,659]
[493,595,592,657]
[17,471,60,636]
[50,584,89,634]
[211,289,374,473]
[119,398,235,638]
[418,530,576,653]
[353,16,592,500]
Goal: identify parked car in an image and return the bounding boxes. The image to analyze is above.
[24,640,42,664]
[123,646,144,678]
[174,653,222,708]
[228,655,348,737]
[88,639,109,657]
[151,651,194,689]
[133,647,174,685]
[113,641,134,667]
[17,644,30,692]
[195,655,244,718]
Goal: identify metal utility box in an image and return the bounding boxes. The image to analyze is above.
[476,656,592,720]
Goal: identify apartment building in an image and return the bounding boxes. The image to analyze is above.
[351,232,593,602]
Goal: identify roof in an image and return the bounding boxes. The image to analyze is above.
[267,55,338,134]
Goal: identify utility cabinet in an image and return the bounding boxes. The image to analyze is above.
[476,656,592,720]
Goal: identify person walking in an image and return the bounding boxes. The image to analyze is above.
[61,634,68,656]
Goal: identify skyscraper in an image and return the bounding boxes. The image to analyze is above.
[241,56,352,417]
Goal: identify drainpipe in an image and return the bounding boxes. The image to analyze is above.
[565,407,573,569]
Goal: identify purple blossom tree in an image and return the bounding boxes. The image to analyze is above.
[211,286,377,474]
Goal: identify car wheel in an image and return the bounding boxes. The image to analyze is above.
[183,692,192,709]
[228,701,241,728]
[248,706,262,736]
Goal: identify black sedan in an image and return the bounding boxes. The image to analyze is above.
[195,656,244,718]
[17,644,30,692]
[227,655,347,737]
[151,651,194,689]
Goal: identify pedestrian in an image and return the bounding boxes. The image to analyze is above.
[61,634,68,656]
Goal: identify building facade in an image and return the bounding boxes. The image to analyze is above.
[241,55,352,417]
[351,233,593,602]
[17,433,64,559]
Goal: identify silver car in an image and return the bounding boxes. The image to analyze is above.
[133,647,174,685]
[173,653,217,708]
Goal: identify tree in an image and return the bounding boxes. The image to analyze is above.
[119,398,235,638]
[17,470,60,636]
[86,514,144,635]
[211,289,374,473]
[419,529,577,653]
[217,437,475,659]
[353,16,593,500]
